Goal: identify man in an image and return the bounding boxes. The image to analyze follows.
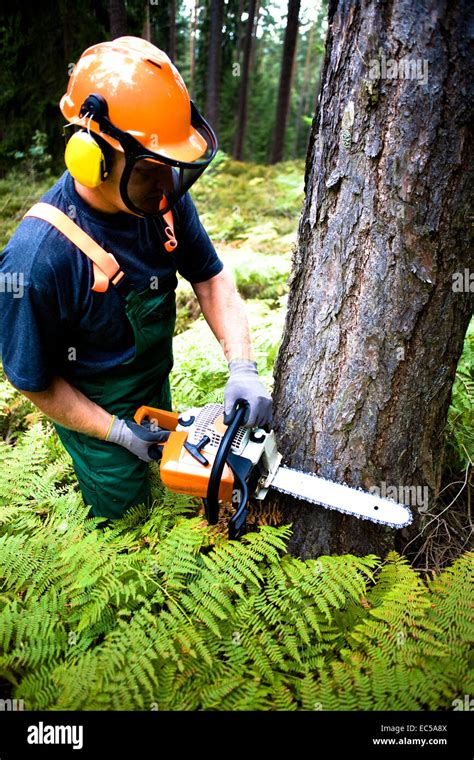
[0,36,272,520]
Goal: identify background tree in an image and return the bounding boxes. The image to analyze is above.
[235,0,245,63]
[169,0,177,61]
[269,0,301,163]
[142,1,151,41]
[232,0,258,161]
[248,0,261,73]
[205,0,224,131]
[108,0,128,38]
[292,20,315,156]
[188,2,197,98]
[269,0,473,559]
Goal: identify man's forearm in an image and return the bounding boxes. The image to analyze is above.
[193,268,273,428]
[21,376,112,440]
[192,268,254,362]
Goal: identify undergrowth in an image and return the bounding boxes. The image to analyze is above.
[0,424,472,710]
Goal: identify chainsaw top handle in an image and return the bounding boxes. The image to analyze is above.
[204,398,252,539]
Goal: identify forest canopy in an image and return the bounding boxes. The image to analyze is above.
[0,0,327,174]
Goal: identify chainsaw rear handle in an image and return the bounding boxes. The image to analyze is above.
[134,405,179,430]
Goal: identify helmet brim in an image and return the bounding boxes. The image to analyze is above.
[140,126,208,162]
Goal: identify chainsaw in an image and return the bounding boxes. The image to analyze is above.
[133,399,412,539]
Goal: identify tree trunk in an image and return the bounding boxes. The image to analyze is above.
[205,0,224,131]
[235,0,245,65]
[142,1,151,42]
[269,0,301,164]
[269,0,473,559]
[249,0,261,73]
[189,0,199,100]
[232,0,257,161]
[108,0,127,39]
[169,0,177,62]
[286,24,299,136]
[62,3,73,64]
[292,22,315,157]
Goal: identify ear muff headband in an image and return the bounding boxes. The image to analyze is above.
[78,93,216,170]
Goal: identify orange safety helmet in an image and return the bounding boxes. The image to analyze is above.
[60,36,218,217]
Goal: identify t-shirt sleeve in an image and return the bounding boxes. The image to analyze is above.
[0,281,62,392]
[173,191,224,284]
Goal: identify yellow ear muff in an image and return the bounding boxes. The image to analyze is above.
[64,131,109,188]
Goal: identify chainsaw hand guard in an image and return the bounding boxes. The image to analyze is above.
[203,399,252,538]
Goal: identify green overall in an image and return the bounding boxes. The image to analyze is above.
[54,281,176,519]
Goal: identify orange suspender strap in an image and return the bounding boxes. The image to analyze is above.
[24,203,125,293]
[24,199,178,289]
[159,197,178,252]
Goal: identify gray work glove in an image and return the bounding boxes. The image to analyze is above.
[224,360,273,430]
[106,416,170,462]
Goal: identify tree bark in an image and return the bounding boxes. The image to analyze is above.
[269,0,301,164]
[108,0,127,39]
[232,0,258,161]
[269,0,473,559]
[205,0,224,131]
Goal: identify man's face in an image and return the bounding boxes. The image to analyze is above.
[102,149,175,215]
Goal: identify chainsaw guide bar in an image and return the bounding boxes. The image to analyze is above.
[270,466,413,528]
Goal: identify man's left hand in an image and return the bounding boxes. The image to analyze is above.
[224,360,273,430]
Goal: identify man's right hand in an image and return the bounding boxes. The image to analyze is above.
[106,416,170,462]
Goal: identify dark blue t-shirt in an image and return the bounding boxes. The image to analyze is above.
[0,171,223,392]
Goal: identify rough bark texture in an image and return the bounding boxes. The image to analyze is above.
[270,0,473,559]
[270,0,301,163]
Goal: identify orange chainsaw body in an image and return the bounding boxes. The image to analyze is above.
[134,405,234,501]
